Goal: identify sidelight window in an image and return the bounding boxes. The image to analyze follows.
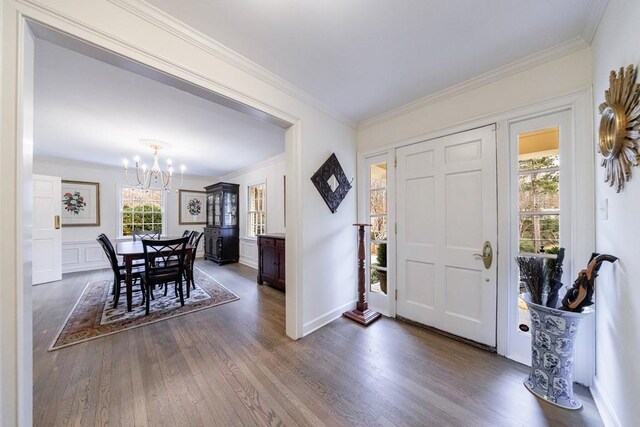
[369,162,388,294]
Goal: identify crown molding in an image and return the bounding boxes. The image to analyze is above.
[581,0,609,44]
[358,37,590,130]
[219,152,286,182]
[106,0,357,129]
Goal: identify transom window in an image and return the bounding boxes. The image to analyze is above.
[120,187,164,237]
[248,183,266,237]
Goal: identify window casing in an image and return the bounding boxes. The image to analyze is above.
[247,183,266,238]
[120,187,165,237]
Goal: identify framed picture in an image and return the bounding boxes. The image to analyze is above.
[179,190,206,224]
[61,180,100,227]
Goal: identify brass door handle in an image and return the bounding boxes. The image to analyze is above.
[473,241,493,269]
[54,215,61,229]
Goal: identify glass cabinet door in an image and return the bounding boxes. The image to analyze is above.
[213,191,222,226]
[224,192,238,226]
[206,194,214,226]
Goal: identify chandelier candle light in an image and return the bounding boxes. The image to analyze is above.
[123,140,185,191]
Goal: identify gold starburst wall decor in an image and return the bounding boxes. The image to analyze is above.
[598,64,640,192]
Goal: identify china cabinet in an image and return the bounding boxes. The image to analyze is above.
[204,182,239,264]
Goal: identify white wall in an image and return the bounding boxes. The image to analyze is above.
[2,1,357,422]
[591,1,640,425]
[33,157,212,272]
[358,47,592,149]
[219,154,286,269]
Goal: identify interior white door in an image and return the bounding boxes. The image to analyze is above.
[396,125,498,347]
[32,174,62,284]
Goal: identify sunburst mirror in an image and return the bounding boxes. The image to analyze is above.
[598,64,640,192]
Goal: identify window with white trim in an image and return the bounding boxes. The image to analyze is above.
[247,183,266,237]
[120,187,165,237]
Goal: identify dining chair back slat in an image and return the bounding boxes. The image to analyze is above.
[133,230,161,241]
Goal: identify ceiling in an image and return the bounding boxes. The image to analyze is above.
[34,38,286,178]
[146,0,606,122]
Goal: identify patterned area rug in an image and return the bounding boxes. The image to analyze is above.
[50,267,239,351]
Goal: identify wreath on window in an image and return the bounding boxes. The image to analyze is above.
[187,197,201,216]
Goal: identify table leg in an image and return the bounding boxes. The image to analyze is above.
[125,256,133,312]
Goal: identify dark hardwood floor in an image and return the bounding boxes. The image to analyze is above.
[33,261,602,426]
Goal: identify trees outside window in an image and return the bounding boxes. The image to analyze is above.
[248,183,266,237]
[121,187,164,236]
[518,156,559,254]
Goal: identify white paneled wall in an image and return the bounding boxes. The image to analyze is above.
[239,237,259,269]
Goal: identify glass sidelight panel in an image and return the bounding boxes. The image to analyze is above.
[369,162,387,294]
[516,127,560,334]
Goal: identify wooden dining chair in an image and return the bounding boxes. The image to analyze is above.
[133,230,161,241]
[97,234,145,308]
[141,236,189,315]
[183,231,203,297]
[182,229,191,238]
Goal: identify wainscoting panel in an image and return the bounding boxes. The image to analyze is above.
[239,238,258,269]
[62,239,205,274]
[62,240,109,273]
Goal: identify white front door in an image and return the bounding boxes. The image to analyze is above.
[32,174,62,284]
[396,125,498,347]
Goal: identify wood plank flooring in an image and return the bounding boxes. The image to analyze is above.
[33,261,602,426]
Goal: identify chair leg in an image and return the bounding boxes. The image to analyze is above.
[176,280,184,307]
[139,280,146,305]
[145,282,152,315]
[113,276,121,309]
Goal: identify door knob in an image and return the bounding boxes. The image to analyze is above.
[473,240,493,269]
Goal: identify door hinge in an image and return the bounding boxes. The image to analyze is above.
[394,156,397,167]
[395,289,398,301]
[395,223,397,234]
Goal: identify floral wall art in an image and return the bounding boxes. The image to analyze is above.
[61,180,100,227]
[179,190,206,225]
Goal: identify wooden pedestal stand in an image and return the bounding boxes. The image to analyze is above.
[343,224,382,326]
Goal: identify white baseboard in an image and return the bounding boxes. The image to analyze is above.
[302,299,357,336]
[591,378,622,427]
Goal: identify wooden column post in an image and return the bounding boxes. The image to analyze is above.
[343,223,381,326]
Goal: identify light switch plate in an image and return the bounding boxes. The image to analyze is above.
[598,198,608,220]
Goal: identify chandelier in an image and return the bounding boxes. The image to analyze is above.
[123,140,185,190]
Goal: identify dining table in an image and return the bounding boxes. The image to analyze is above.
[115,239,194,312]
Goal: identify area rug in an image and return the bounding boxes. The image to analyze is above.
[49,267,239,351]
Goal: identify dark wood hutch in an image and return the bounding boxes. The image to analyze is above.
[204,182,239,265]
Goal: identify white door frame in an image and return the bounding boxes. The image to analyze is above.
[2,6,309,424]
[357,88,594,382]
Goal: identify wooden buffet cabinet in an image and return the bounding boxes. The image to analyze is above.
[257,233,285,292]
[203,182,239,265]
